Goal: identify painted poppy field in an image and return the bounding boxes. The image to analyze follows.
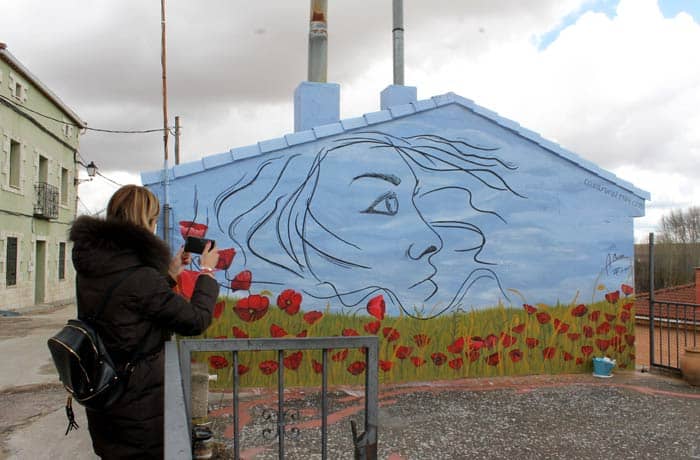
[184,284,636,390]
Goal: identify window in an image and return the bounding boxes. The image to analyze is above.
[9,139,20,188]
[60,167,69,205]
[39,155,48,183]
[6,237,17,286]
[14,82,22,100]
[58,242,66,280]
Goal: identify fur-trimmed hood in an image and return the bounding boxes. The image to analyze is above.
[69,215,171,276]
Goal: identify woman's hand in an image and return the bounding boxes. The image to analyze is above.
[199,241,220,271]
[168,246,191,280]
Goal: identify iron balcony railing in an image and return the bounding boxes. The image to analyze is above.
[164,336,379,460]
[34,182,59,219]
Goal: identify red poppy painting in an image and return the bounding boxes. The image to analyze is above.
[413,334,431,348]
[500,334,517,348]
[542,347,556,360]
[596,339,611,352]
[209,355,229,369]
[605,291,620,304]
[509,349,523,363]
[622,302,633,311]
[536,312,551,324]
[525,337,539,349]
[237,364,250,376]
[563,352,574,361]
[621,284,634,296]
[296,330,308,338]
[230,270,252,291]
[379,360,394,372]
[571,304,588,317]
[523,304,537,314]
[259,360,279,375]
[411,357,426,367]
[620,311,631,323]
[215,248,236,270]
[447,337,465,354]
[270,324,288,338]
[213,301,225,319]
[448,358,463,370]
[604,313,617,322]
[342,328,360,337]
[232,326,249,338]
[382,327,400,342]
[176,270,200,300]
[581,345,594,356]
[394,346,412,359]
[468,337,485,351]
[276,289,302,315]
[484,334,498,349]
[614,324,627,335]
[364,321,381,334]
[512,323,526,334]
[234,295,270,322]
[567,333,581,341]
[283,351,303,370]
[576,358,584,365]
[366,294,386,320]
[583,325,594,338]
[486,352,500,366]
[179,221,208,238]
[303,310,323,325]
[332,349,349,362]
[625,334,635,346]
[347,361,366,375]
[588,310,601,322]
[468,350,481,363]
[430,352,447,366]
[596,322,611,335]
[312,359,323,374]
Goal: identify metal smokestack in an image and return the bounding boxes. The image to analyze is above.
[392,0,404,85]
[308,0,328,82]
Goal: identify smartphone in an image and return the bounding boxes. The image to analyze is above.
[184,236,215,254]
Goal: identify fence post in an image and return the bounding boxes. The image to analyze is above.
[649,232,655,367]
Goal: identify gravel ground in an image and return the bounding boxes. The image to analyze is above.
[207,374,700,460]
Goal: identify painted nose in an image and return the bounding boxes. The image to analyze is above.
[408,244,438,260]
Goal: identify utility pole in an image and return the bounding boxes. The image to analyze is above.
[174,116,181,165]
[160,0,171,247]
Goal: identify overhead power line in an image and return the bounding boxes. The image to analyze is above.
[0,94,171,134]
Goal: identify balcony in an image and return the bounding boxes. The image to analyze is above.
[34,182,59,219]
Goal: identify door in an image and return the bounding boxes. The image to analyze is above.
[34,240,46,304]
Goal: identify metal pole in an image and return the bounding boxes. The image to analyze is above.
[308,0,328,82]
[161,0,171,247]
[174,116,181,165]
[649,232,655,367]
[392,0,404,85]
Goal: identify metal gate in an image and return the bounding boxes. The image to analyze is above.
[647,233,700,372]
[165,336,379,459]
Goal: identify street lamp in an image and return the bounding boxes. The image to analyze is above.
[75,161,98,185]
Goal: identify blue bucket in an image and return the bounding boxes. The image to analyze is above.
[592,357,615,377]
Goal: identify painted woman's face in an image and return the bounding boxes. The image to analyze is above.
[304,146,443,310]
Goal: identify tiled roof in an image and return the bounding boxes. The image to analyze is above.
[141,92,650,201]
[635,283,698,321]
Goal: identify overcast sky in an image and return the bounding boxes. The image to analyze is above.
[4,0,699,240]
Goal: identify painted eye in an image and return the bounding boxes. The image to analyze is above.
[362,192,399,216]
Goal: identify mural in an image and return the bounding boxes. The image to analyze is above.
[212,131,524,319]
[146,97,648,384]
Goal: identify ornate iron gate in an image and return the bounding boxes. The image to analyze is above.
[165,336,379,459]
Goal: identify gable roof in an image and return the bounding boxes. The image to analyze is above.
[0,44,86,128]
[142,92,650,201]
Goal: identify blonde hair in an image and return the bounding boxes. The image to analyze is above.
[107,185,160,230]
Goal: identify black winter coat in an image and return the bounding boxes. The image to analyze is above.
[70,215,219,459]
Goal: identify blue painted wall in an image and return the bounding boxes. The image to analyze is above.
[145,96,647,318]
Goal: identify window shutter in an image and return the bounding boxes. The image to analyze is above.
[21,85,28,103]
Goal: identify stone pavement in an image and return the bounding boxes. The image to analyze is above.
[1,304,699,459]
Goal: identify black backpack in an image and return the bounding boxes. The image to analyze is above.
[48,267,148,432]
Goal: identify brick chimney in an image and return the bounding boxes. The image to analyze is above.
[696,267,700,304]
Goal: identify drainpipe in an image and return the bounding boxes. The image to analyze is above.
[392,0,404,86]
[308,0,328,83]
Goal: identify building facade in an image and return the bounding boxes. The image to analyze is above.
[0,44,85,310]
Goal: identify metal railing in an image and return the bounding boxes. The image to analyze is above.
[34,182,59,219]
[165,336,379,459]
[649,300,700,371]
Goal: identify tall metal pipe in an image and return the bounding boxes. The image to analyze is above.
[308,0,328,82]
[392,0,404,85]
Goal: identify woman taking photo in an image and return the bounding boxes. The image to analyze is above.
[69,185,219,458]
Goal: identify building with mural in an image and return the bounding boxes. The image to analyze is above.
[142,80,649,384]
[0,43,85,310]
